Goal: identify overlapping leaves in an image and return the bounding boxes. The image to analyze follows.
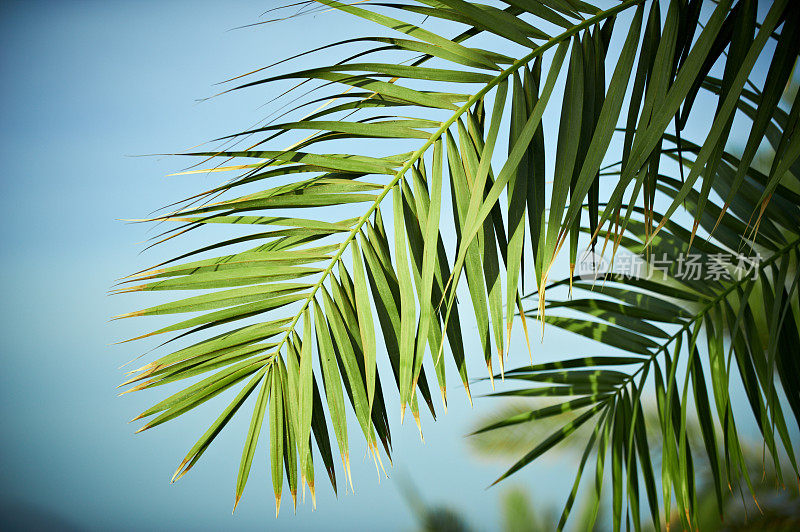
[116,0,799,524]
[480,148,800,529]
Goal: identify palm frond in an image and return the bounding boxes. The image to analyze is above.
[117,0,800,523]
[482,146,800,529]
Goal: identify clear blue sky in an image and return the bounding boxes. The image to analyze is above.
[0,1,778,530]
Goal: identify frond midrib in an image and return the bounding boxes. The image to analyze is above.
[266,0,647,362]
[615,234,800,391]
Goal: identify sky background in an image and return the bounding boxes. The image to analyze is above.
[0,1,783,531]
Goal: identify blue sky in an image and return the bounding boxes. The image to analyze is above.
[0,1,783,530]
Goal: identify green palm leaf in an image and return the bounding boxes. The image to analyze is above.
[493,148,800,529]
[118,0,800,525]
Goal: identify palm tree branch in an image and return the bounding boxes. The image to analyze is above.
[265,0,647,363]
